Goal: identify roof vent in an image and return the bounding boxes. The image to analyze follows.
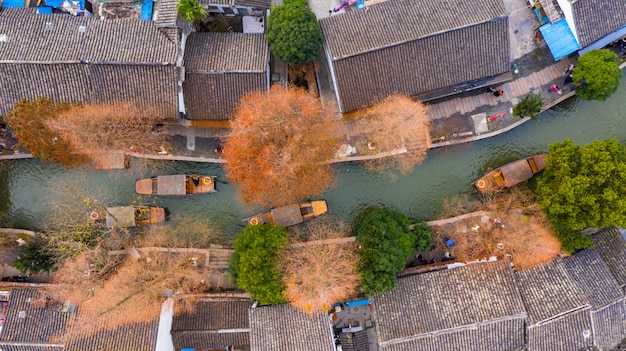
[18,311,26,319]
[78,25,86,33]
[45,22,52,31]
[0,34,6,42]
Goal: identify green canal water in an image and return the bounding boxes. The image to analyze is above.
[2,72,626,238]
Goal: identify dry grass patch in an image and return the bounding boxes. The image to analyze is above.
[435,187,562,270]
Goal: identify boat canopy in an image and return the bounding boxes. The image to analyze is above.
[153,175,187,195]
[270,204,303,227]
[106,206,137,228]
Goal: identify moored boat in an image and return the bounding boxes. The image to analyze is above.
[89,206,166,228]
[473,154,548,193]
[243,200,328,227]
[135,174,216,195]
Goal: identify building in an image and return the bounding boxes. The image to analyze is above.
[370,261,527,351]
[0,7,180,119]
[171,299,252,350]
[319,0,512,112]
[515,249,625,351]
[248,303,335,351]
[182,32,270,121]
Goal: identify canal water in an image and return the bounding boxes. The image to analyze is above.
[2,72,625,238]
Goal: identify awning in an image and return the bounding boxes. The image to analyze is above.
[540,19,580,61]
[579,25,626,55]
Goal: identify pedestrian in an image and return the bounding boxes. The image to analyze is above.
[563,64,575,75]
[493,89,504,97]
[484,86,495,94]
[564,74,574,85]
[550,84,562,94]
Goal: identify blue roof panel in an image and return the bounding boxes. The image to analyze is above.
[540,19,580,61]
[1,0,25,7]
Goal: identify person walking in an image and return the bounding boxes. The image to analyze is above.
[493,89,504,97]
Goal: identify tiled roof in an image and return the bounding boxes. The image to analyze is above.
[381,318,525,351]
[183,72,267,120]
[184,33,268,72]
[526,308,593,351]
[171,300,251,349]
[591,227,626,290]
[570,0,626,48]
[320,11,510,112]
[371,262,526,348]
[248,304,334,351]
[561,249,623,309]
[319,0,506,59]
[235,0,271,8]
[514,260,588,324]
[65,319,160,351]
[591,300,626,350]
[0,64,179,118]
[0,11,177,63]
[154,0,180,42]
[0,289,71,346]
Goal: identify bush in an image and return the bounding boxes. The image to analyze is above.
[12,235,56,276]
[354,206,431,295]
[573,49,622,101]
[266,4,323,65]
[229,225,288,304]
[512,93,544,119]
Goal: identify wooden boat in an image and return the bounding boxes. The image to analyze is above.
[243,200,328,227]
[473,154,548,193]
[135,174,216,196]
[100,206,166,228]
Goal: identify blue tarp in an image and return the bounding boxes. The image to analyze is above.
[140,0,153,20]
[540,19,580,61]
[35,6,53,13]
[1,0,25,8]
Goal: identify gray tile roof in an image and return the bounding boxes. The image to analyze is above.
[319,0,506,59]
[183,72,267,120]
[381,318,525,351]
[248,304,334,351]
[0,11,177,63]
[514,260,588,324]
[591,227,626,290]
[0,289,72,347]
[561,249,624,309]
[197,0,271,7]
[182,32,268,120]
[184,33,268,72]
[0,63,179,118]
[171,300,251,350]
[570,0,626,48]
[65,319,160,351]
[319,0,510,112]
[371,262,526,349]
[526,307,593,351]
[154,0,180,42]
[591,299,626,350]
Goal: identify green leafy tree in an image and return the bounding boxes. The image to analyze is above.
[177,0,206,23]
[12,235,56,276]
[266,4,323,65]
[412,221,432,252]
[353,206,431,295]
[512,93,544,119]
[573,49,622,101]
[536,139,626,253]
[230,225,288,304]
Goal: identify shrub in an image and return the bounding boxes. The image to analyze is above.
[512,93,544,119]
[177,0,206,23]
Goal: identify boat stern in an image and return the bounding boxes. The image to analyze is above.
[136,179,154,195]
[311,200,328,216]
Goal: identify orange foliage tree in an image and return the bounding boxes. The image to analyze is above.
[223,86,339,207]
[352,95,431,180]
[6,98,86,167]
[280,220,359,313]
[47,102,167,161]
